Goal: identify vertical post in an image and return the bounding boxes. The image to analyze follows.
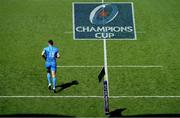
[101,0,109,115]
[103,39,110,115]
[103,39,109,96]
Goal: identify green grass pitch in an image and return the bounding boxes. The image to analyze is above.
[0,0,180,117]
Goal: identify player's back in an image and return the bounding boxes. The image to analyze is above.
[44,46,58,63]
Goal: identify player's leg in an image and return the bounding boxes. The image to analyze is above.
[51,64,57,93]
[46,62,51,89]
[51,71,57,92]
[47,69,52,90]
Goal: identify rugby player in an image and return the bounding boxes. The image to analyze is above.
[41,40,60,93]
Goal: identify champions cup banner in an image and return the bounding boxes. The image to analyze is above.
[73,2,136,40]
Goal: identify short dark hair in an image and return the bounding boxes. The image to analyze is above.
[48,40,53,45]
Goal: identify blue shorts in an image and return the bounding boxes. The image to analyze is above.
[45,62,57,72]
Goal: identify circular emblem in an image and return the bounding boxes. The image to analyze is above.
[89,4,119,25]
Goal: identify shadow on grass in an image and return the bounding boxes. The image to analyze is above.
[109,108,180,117]
[0,114,74,117]
[56,80,79,93]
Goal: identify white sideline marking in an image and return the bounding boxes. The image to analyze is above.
[56,65,163,68]
[110,96,180,98]
[0,96,180,98]
[0,96,103,98]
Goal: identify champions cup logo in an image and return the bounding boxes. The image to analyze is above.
[89,4,119,25]
[73,3,136,40]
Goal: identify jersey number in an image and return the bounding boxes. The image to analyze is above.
[50,52,55,58]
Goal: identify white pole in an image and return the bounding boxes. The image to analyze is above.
[101,0,110,115]
[102,0,109,97]
[103,39,109,96]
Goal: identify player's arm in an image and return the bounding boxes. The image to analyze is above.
[41,50,46,60]
[56,52,60,58]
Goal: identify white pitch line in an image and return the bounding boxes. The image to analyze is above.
[57,65,103,68]
[56,65,163,68]
[108,65,163,68]
[0,96,180,98]
[0,96,103,98]
[110,96,180,98]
